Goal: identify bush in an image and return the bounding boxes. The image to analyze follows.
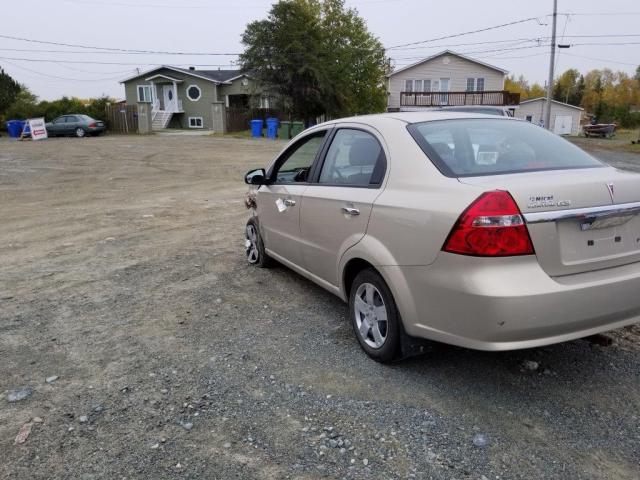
[4,94,114,123]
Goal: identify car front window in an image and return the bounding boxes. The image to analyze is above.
[408,119,603,177]
[274,133,326,183]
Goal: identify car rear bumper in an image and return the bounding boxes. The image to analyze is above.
[381,254,640,351]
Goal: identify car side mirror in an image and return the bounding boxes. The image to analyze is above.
[245,168,267,185]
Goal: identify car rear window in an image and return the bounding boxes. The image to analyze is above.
[407,118,603,177]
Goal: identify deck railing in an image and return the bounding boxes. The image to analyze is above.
[400,90,520,107]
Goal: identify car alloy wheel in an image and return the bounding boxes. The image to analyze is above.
[244,218,272,268]
[245,223,260,264]
[76,128,86,138]
[349,269,400,362]
[353,283,388,349]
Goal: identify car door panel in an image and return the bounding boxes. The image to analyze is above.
[256,130,330,270]
[299,127,388,287]
[65,116,79,134]
[49,117,65,135]
[300,187,380,285]
[258,184,308,267]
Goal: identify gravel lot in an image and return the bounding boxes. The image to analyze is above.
[1,134,640,480]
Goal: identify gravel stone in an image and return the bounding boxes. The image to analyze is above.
[472,433,489,448]
[7,388,32,403]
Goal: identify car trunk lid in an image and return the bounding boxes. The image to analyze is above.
[459,167,640,276]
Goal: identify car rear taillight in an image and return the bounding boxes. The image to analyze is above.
[443,191,534,256]
[89,122,97,128]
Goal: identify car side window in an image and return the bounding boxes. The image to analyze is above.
[66,116,78,123]
[274,133,326,183]
[53,117,65,124]
[318,129,385,186]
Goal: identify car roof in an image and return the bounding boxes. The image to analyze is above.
[321,111,515,128]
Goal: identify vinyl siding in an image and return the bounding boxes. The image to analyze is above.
[123,68,219,130]
[387,53,505,109]
[514,99,583,135]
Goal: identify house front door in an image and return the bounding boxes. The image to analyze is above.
[162,85,175,112]
[438,78,450,105]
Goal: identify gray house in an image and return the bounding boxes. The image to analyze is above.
[387,50,519,111]
[120,66,273,132]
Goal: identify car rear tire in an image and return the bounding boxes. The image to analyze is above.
[75,128,86,138]
[245,218,273,268]
[349,269,400,363]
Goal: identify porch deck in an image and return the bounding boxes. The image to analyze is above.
[400,90,520,107]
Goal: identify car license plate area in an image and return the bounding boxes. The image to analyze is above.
[558,213,640,264]
[580,213,635,231]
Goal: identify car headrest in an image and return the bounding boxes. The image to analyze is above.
[349,137,381,167]
[429,142,453,160]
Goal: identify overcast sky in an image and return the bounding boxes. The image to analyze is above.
[1,0,638,100]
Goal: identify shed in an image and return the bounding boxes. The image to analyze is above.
[514,98,584,135]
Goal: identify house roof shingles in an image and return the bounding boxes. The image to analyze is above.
[120,66,247,84]
[169,67,242,83]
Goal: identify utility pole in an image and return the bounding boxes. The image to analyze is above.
[545,0,558,130]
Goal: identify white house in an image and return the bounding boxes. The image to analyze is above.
[514,98,584,135]
[387,50,517,111]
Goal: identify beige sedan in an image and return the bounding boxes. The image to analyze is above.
[244,112,640,362]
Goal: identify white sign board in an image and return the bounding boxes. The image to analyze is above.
[28,117,48,141]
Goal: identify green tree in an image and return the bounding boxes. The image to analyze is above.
[529,83,546,99]
[504,75,529,99]
[4,87,39,120]
[553,68,584,106]
[0,67,22,119]
[504,74,546,100]
[239,0,388,122]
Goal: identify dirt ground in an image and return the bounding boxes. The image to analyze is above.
[1,134,640,480]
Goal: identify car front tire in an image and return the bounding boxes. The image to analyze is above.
[349,268,400,363]
[245,218,273,268]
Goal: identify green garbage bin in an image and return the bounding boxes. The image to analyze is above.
[279,121,291,140]
[290,121,304,138]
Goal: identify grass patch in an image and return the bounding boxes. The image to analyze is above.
[571,128,640,154]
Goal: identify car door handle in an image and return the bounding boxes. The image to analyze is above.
[283,198,296,207]
[341,206,360,216]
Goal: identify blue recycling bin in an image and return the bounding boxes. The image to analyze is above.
[6,120,25,138]
[250,119,264,138]
[266,118,279,140]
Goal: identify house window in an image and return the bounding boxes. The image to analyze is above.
[188,117,203,129]
[137,85,152,103]
[466,78,486,92]
[525,115,533,122]
[405,79,413,92]
[466,78,475,92]
[186,85,201,101]
[259,96,272,109]
[405,79,431,93]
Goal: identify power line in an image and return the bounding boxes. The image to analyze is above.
[1,59,133,82]
[390,44,549,61]
[386,16,547,49]
[569,41,640,46]
[0,56,237,67]
[0,47,238,56]
[561,52,639,67]
[0,34,241,56]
